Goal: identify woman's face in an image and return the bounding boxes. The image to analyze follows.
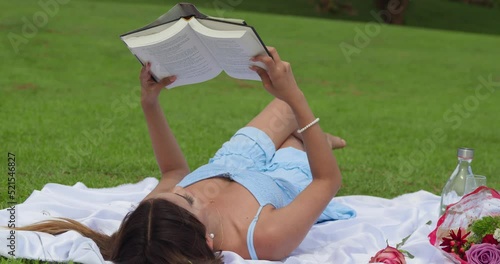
[150,186,215,250]
[154,186,207,223]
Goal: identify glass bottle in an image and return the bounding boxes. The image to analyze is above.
[439,148,474,216]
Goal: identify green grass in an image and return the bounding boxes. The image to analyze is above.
[87,0,500,36]
[0,0,500,262]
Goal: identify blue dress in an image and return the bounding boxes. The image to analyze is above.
[177,127,356,259]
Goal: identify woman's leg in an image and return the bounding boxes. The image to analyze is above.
[278,134,305,151]
[246,98,347,151]
[246,98,298,150]
[278,132,346,151]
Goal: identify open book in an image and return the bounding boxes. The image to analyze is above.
[120,3,269,88]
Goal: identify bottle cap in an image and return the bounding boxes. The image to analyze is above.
[457,148,474,159]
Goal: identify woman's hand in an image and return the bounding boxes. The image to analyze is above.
[140,62,176,105]
[250,47,303,104]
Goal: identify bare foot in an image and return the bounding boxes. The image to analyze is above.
[292,131,346,150]
[325,133,346,149]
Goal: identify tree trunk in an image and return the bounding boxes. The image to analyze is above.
[374,0,410,24]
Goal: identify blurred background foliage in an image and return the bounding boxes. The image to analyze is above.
[84,0,500,35]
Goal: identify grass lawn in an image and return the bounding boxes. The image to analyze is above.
[0,0,499,262]
[91,0,500,36]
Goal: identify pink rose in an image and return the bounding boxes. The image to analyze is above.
[465,243,500,264]
[369,246,407,264]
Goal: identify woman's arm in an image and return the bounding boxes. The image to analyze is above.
[140,63,189,197]
[250,48,342,260]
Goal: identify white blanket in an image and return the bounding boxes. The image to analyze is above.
[0,178,451,263]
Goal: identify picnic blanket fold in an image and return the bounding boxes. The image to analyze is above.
[0,178,450,263]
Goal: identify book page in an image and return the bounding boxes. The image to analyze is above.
[206,16,245,25]
[125,19,222,88]
[189,19,268,81]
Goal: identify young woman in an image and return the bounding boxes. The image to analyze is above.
[19,47,355,263]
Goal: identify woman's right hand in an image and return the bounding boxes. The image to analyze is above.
[250,47,304,104]
[140,62,176,106]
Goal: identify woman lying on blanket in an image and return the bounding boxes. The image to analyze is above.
[19,47,355,263]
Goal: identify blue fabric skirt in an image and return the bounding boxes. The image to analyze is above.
[177,126,356,222]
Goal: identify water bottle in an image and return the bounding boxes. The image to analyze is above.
[439,148,474,216]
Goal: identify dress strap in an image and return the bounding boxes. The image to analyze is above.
[246,205,265,260]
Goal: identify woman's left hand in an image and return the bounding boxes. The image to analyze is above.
[250,47,303,104]
[140,62,176,105]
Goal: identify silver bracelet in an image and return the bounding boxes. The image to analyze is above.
[297,118,320,134]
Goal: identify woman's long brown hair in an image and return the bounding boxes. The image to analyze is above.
[16,199,223,264]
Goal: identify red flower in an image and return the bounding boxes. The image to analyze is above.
[369,246,406,264]
[439,228,470,260]
[482,234,499,245]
